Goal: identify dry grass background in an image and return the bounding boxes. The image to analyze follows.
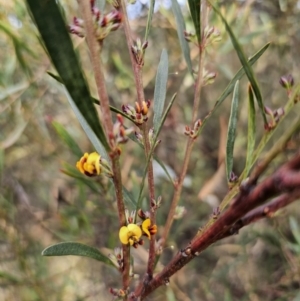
[1,0,300,300]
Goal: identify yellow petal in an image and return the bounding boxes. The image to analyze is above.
[127,223,142,238]
[119,226,129,245]
[119,224,142,245]
[76,152,101,176]
[76,153,89,174]
[142,218,151,239]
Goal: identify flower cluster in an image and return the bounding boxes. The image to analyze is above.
[131,38,148,65]
[264,105,285,130]
[112,114,133,147]
[122,100,151,125]
[69,0,122,42]
[184,119,202,139]
[118,209,157,247]
[76,152,113,177]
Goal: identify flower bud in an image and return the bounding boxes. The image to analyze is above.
[279,74,294,89]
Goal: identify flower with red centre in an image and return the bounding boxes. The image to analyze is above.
[76,152,101,177]
[119,224,142,246]
[142,218,157,239]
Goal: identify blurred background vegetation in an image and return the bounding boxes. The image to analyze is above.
[1,0,300,300]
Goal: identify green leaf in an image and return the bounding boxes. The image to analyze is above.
[47,71,135,124]
[26,0,110,151]
[154,157,175,185]
[52,122,82,158]
[65,91,108,160]
[61,162,101,194]
[144,0,155,42]
[154,92,177,141]
[226,80,239,182]
[0,271,21,284]
[153,49,169,133]
[122,186,137,208]
[244,84,256,177]
[209,1,267,126]
[42,242,114,267]
[201,43,269,131]
[0,20,36,76]
[289,217,300,246]
[171,0,193,76]
[187,0,201,44]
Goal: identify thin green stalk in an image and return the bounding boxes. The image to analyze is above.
[77,0,129,291]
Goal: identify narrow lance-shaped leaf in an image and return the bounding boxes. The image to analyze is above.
[42,242,114,267]
[65,90,108,160]
[52,122,82,158]
[199,43,269,136]
[47,71,135,123]
[244,84,256,177]
[171,0,193,77]
[122,186,137,208]
[26,0,110,151]
[144,0,155,42]
[208,1,267,126]
[226,80,239,182]
[187,0,201,44]
[153,49,168,133]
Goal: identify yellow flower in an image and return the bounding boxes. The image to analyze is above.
[76,152,101,177]
[142,218,157,239]
[119,224,142,246]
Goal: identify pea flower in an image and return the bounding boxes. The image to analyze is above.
[76,152,101,177]
[119,224,142,246]
[142,218,157,239]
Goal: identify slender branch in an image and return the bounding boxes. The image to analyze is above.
[77,0,129,291]
[119,0,157,277]
[249,116,300,185]
[161,0,209,245]
[120,0,145,106]
[78,0,114,139]
[133,152,300,299]
[223,190,300,238]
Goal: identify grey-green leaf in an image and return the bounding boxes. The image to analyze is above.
[226,80,239,182]
[65,90,108,160]
[42,242,114,267]
[26,0,110,151]
[153,49,168,133]
[171,0,193,76]
[244,84,256,177]
[209,1,267,126]
[52,122,82,158]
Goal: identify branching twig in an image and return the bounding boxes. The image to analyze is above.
[223,190,300,238]
[134,152,300,299]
